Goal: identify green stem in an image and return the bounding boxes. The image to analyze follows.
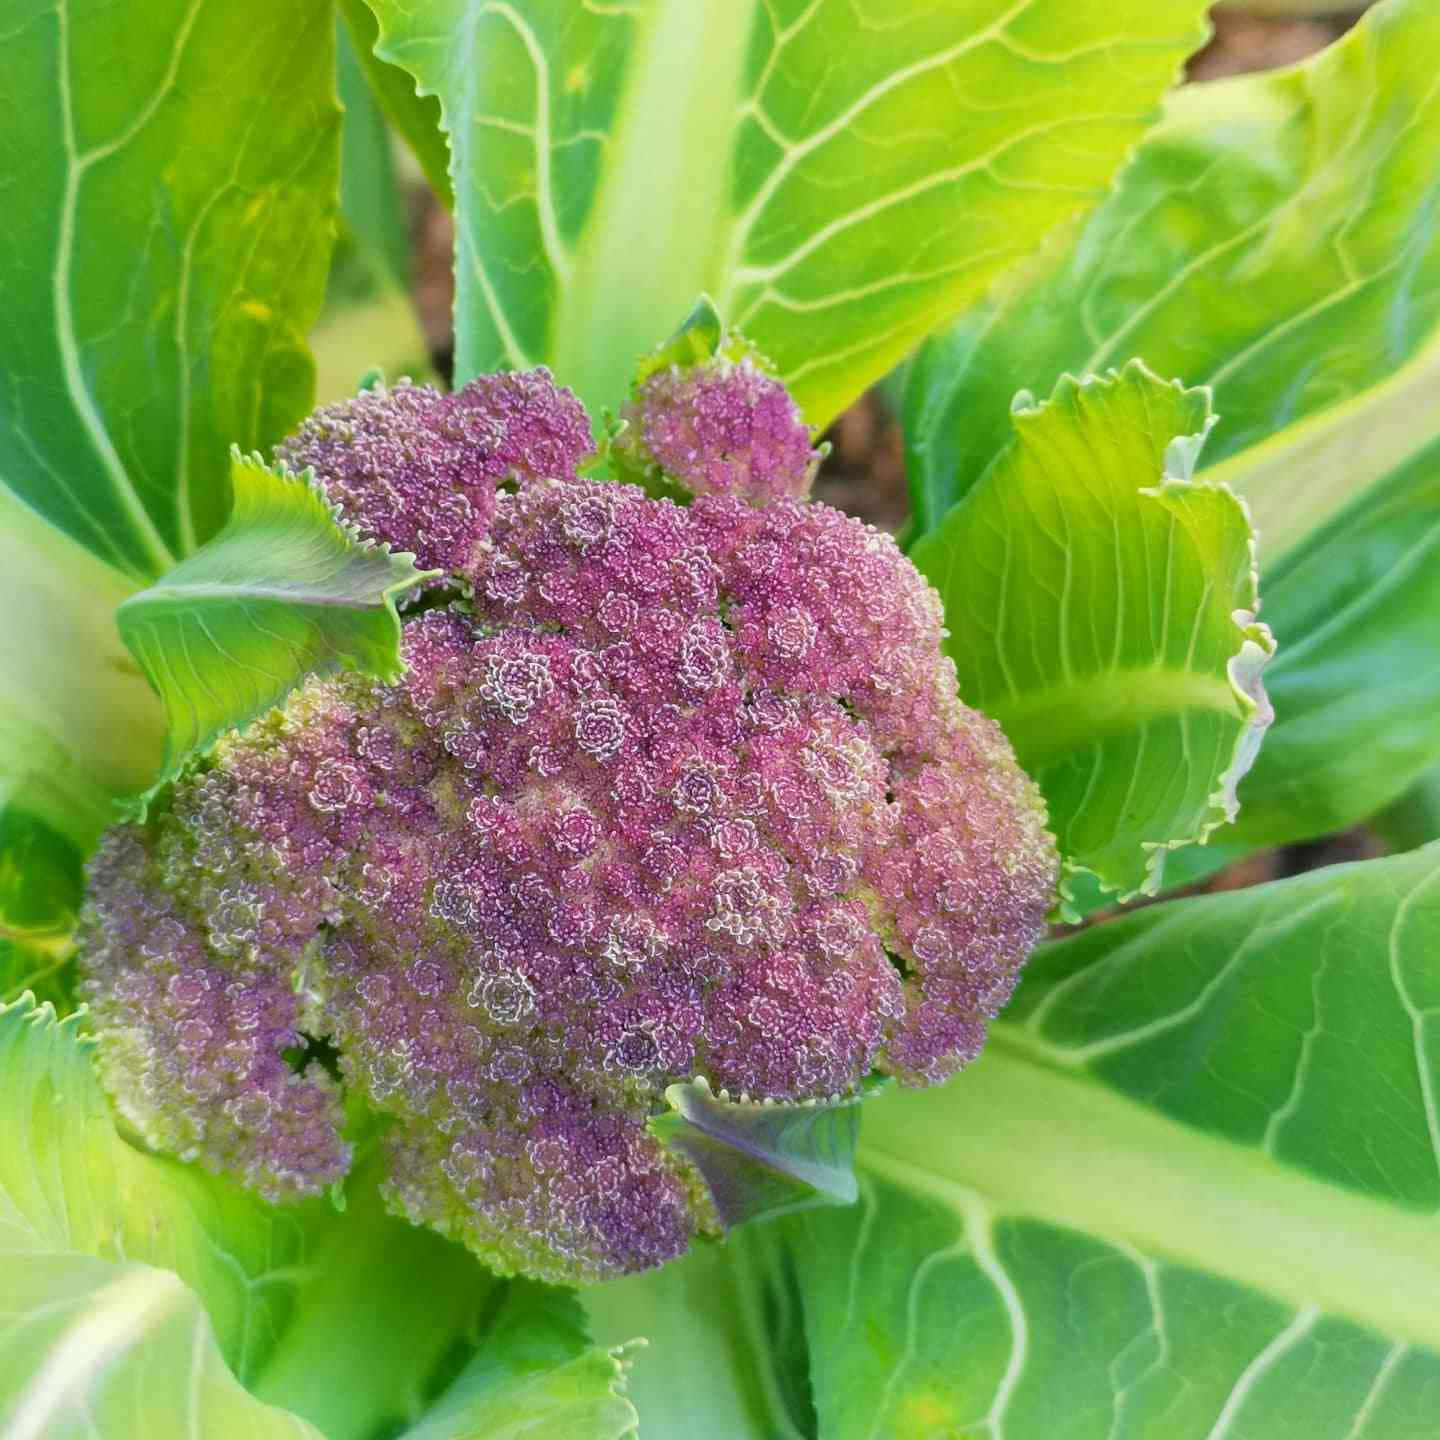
[551,0,755,418]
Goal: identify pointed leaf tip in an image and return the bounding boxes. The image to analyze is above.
[634,296,726,387]
[118,452,438,806]
[652,1076,878,1229]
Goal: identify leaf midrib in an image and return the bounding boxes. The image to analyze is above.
[548,0,754,415]
[1205,329,1440,564]
[979,665,1241,769]
[861,1034,1440,1353]
[121,583,393,611]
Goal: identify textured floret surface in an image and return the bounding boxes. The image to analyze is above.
[618,354,821,504]
[80,368,1057,1283]
[274,370,593,571]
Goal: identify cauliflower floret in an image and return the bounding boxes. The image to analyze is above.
[617,350,822,504]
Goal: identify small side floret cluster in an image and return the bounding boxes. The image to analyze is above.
[617,352,822,503]
[80,354,1057,1283]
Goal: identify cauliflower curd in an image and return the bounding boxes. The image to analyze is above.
[80,358,1057,1283]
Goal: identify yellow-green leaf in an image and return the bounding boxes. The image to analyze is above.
[911,363,1273,899]
[360,0,1213,425]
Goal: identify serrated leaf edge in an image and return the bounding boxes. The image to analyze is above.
[1018,362,1276,916]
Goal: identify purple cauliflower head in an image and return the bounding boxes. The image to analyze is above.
[79,363,1057,1284]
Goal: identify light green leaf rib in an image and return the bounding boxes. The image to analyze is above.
[777,844,1440,1438]
[361,0,1212,426]
[911,363,1273,899]
[0,995,311,1380]
[0,1256,325,1440]
[118,453,436,798]
[0,994,324,1439]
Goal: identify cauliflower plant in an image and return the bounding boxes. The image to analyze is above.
[79,352,1058,1284]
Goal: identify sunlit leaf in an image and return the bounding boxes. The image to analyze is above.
[1,996,323,1436]
[0,0,340,922]
[361,0,1212,424]
[1,0,339,578]
[118,453,436,796]
[903,0,1440,543]
[903,0,1440,855]
[0,1256,326,1440]
[0,995,312,1377]
[0,488,165,857]
[785,844,1440,1438]
[910,363,1273,899]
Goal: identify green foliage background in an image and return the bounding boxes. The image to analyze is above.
[1,1,1438,1437]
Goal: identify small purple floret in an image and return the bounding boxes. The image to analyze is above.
[79,367,1057,1283]
[275,370,591,572]
[620,356,821,504]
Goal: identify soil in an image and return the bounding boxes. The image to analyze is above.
[1189,8,1362,81]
